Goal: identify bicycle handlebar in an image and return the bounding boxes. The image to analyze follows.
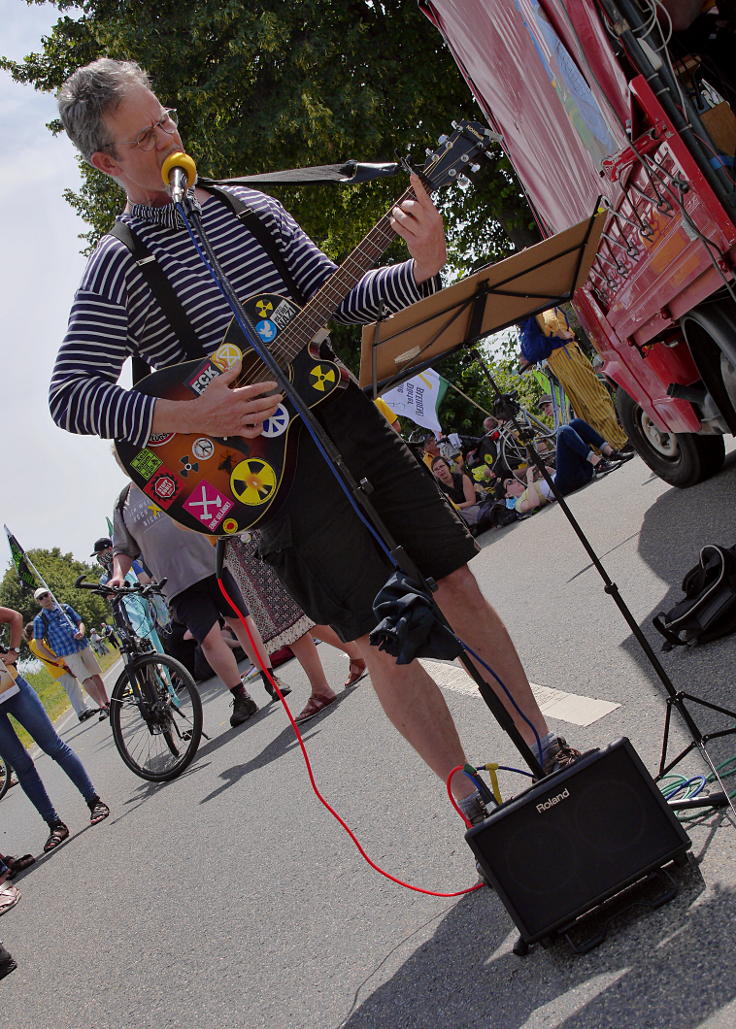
[74,575,168,598]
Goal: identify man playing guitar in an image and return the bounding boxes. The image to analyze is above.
[51,58,579,828]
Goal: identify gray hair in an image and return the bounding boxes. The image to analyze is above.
[58,58,151,161]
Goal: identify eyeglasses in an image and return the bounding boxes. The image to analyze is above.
[104,108,178,153]
[37,592,50,600]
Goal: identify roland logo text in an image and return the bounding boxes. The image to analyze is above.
[536,787,570,813]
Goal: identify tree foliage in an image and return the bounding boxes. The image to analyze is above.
[2,0,541,383]
[0,548,108,644]
[2,1,539,255]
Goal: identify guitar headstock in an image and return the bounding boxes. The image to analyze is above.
[417,121,499,192]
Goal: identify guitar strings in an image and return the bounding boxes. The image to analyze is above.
[232,187,415,389]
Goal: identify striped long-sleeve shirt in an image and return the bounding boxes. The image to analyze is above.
[50,185,437,448]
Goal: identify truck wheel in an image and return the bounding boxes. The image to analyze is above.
[615,390,725,487]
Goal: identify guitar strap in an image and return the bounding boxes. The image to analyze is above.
[107,183,306,383]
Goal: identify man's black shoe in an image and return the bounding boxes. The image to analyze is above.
[230,693,258,727]
[542,736,582,777]
[0,943,17,980]
[607,448,635,463]
[594,457,619,478]
[78,710,96,722]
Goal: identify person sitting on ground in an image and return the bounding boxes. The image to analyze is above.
[23,623,96,723]
[0,607,110,854]
[502,407,631,514]
[431,457,515,535]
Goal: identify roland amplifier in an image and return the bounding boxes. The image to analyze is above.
[466,738,691,944]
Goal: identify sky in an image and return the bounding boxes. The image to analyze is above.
[1,0,131,568]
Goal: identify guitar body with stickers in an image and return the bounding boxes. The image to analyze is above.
[114,121,494,537]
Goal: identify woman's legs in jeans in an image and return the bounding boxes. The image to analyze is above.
[554,419,606,494]
[0,677,97,825]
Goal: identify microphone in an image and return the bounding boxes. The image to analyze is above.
[161,152,197,204]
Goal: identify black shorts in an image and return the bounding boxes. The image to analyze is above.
[257,382,478,641]
[169,570,246,643]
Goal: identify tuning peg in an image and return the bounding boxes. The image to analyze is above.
[470,163,480,173]
[438,134,448,144]
[451,120,459,129]
[457,175,470,186]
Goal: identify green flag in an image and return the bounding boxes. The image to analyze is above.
[4,525,37,591]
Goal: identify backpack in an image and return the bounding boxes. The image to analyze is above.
[653,544,736,650]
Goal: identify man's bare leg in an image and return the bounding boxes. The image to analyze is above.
[200,623,245,690]
[223,614,270,670]
[350,636,476,802]
[433,564,548,749]
[82,673,109,708]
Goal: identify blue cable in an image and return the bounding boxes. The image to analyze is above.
[458,637,545,769]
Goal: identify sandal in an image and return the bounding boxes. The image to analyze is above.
[5,855,35,879]
[294,694,338,725]
[89,799,110,825]
[43,822,69,853]
[343,659,368,689]
[0,884,20,916]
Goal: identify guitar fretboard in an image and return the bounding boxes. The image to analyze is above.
[235,186,414,384]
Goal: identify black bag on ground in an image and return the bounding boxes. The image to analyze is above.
[653,544,736,650]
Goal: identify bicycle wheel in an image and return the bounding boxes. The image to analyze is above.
[110,654,203,782]
[500,423,557,484]
[0,756,10,801]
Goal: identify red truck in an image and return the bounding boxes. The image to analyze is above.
[420,0,736,486]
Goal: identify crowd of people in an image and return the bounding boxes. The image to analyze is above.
[406,390,634,538]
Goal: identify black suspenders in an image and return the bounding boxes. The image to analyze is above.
[107,184,306,383]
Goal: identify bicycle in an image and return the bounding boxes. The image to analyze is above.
[74,577,203,782]
[496,411,557,484]
[0,755,10,801]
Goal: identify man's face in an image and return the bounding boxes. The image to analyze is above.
[504,479,523,498]
[36,591,54,610]
[423,437,440,457]
[91,84,184,205]
[96,546,114,572]
[540,402,553,419]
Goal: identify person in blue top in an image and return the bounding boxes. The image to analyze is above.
[32,588,110,718]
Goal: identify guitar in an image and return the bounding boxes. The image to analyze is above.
[115,121,494,537]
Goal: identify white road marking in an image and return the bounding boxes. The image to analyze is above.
[419,658,620,727]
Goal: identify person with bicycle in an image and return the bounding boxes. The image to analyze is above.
[0,607,110,854]
[108,483,292,727]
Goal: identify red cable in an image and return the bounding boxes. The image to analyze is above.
[217,574,484,897]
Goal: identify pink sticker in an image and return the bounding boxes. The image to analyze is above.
[183,481,234,530]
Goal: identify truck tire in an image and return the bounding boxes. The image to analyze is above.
[615,390,725,487]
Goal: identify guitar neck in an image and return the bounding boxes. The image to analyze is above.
[274,185,414,362]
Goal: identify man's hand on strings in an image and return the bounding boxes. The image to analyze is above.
[390,172,447,284]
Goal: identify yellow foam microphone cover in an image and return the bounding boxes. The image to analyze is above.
[161,151,197,189]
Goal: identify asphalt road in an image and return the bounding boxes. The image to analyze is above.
[2,449,736,1029]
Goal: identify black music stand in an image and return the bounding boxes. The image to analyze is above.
[359,212,736,818]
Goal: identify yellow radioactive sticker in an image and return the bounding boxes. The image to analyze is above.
[230,458,277,506]
[309,365,337,392]
[255,299,274,318]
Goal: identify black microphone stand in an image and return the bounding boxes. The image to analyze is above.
[178,193,546,778]
[472,348,736,818]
